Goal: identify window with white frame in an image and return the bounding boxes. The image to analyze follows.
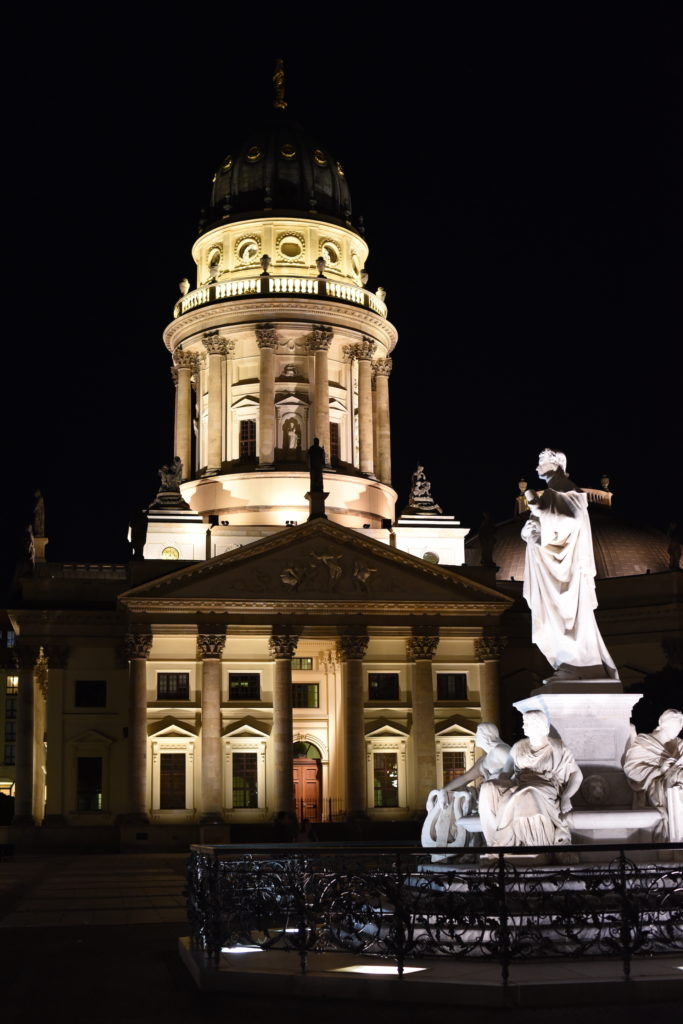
[435,735,476,788]
[365,735,407,810]
[223,735,267,812]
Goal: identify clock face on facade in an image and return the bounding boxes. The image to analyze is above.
[161,546,180,560]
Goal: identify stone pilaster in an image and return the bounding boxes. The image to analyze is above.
[337,632,370,815]
[203,332,228,472]
[372,357,392,485]
[43,645,69,825]
[407,628,440,804]
[256,324,278,466]
[124,633,152,822]
[346,338,376,475]
[474,635,508,730]
[269,631,299,813]
[173,350,196,481]
[309,325,333,458]
[13,645,39,826]
[198,630,227,823]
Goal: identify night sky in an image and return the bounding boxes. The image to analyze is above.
[2,8,681,596]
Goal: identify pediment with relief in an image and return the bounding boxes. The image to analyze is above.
[120,518,510,615]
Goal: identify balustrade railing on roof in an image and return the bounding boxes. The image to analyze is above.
[173,276,388,319]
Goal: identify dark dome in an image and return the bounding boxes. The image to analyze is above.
[202,113,355,233]
[466,503,675,581]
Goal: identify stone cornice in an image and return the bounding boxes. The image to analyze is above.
[163,298,398,354]
[120,598,509,616]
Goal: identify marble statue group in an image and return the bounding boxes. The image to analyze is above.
[422,448,683,854]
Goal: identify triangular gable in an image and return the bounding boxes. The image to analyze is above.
[120,517,511,616]
[365,718,410,737]
[435,714,478,736]
[222,717,271,738]
[231,395,259,409]
[68,728,115,746]
[148,716,198,738]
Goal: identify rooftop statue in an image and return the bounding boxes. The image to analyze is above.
[483,710,583,847]
[407,463,443,514]
[522,448,617,682]
[32,490,45,538]
[623,708,683,841]
[158,456,183,491]
[307,438,325,492]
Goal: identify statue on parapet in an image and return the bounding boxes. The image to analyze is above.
[307,438,325,492]
[406,463,442,514]
[623,708,683,841]
[149,456,190,511]
[522,448,617,682]
[33,490,45,538]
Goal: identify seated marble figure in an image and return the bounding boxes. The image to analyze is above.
[623,708,683,842]
[422,724,512,852]
[483,710,583,847]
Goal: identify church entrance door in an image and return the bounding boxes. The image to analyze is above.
[292,758,321,821]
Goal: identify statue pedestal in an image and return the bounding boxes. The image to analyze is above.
[305,490,328,521]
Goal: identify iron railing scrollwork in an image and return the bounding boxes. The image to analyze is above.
[185,842,683,982]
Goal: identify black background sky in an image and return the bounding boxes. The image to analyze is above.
[2,7,681,596]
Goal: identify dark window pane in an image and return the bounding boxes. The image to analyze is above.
[368,673,399,701]
[4,743,15,765]
[4,721,16,742]
[442,751,467,786]
[232,752,258,808]
[292,683,319,708]
[330,422,340,463]
[157,673,189,700]
[160,753,185,809]
[77,757,103,811]
[436,673,468,701]
[373,752,398,807]
[291,658,313,670]
[228,673,260,701]
[4,696,17,720]
[75,680,107,707]
[239,419,256,458]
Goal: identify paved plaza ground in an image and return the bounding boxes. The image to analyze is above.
[0,851,680,1023]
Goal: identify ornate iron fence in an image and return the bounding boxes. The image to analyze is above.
[186,842,683,983]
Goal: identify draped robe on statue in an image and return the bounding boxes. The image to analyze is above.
[481,736,581,846]
[623,732,683,841]
[522,475,617,678]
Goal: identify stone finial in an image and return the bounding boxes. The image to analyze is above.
[269,632,299,659]
[260,254,271,275]
[336,632,370,661]
[125,634,153,660]
[256,323,278,349]
[316,256,326,277]
[197,632,227,660]
[179,278,190,296]
[406,628,439,662]
[474,635,508,662]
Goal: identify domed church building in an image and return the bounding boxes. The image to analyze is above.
[2,68,512,848]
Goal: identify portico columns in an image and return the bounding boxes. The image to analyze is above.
[198,630,227,823]
[172,350,196,481]
[256,323,277,467]
[337,632,370,815]
[13,647,37,825]
[269,631,298,813]
[474,636,507,731]
[203,332,228,473]
[372,358,392,485]
[348,338,376,475]
[407,629,439,804]
[310,325,332,458]
[124,633,152,822]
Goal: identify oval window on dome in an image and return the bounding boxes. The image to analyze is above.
[280,143,296,160]
[321,242,339,265]
[237,238,259,263]
[221,155,233,173]
[246,145,262,162]
[162,546,180,560]
[279,235,303,259]
[208,247,221,268]
[313,149,328,166]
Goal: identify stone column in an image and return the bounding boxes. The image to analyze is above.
[223,339,235,462]
[348,338,376,475]
[337,632,370,816]
[173,350,195,481]
[32,647,49,823]
[310,325,332,458]
[256,323,278,467]
[43,646,69,825]
[474,636,508,731]
[203,331,228,473]
[198,630,227,823]
[269,631,298,814]
[124,633,152,822]
[372,357,392,485]
[407,629,440,805]
[371,371,379,478]
[13,647,37,826]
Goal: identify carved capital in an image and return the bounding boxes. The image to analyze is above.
[174,350,197,371]
[406,628,440,661]
[223,338,236,357]
[170,366,178,386]
[372,357,392,378]
[337,632,370,661]
[308,325,333,352]
[203,331,228,356]
[256,323,278,350]
[197,632,227,660]
[44,644,69,670]
[269,632,299,659]
[345,338,376,362]
[124,633,153,661]
[35,646,49,698]
[474,635,508,662]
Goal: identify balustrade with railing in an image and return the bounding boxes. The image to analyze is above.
[173,276,388,320]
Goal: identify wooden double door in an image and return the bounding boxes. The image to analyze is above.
[292,758,321,821]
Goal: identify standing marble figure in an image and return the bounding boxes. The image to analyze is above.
[522,449,617,681]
